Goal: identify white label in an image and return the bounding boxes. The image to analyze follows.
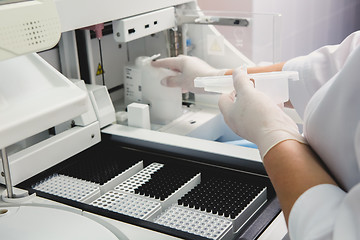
[124,66,142,105]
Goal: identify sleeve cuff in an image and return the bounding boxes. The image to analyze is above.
[282,56,308,72]
[288,184,346,240]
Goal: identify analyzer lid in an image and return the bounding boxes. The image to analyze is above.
[0,53,88,149]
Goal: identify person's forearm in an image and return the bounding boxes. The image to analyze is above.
[263,140,337,224]
[224,62,286,75]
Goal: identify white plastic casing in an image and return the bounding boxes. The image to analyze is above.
[86,84,116,129]
[112,7,176,43]
[71,80,98,126]
[0,206,120,240]
[0,0,61,61]
[0,53,88,149]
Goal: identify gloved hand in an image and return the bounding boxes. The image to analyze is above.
[151,55,227,93]
[218,66,306,159]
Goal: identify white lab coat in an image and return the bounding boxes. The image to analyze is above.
[282,31,360,240]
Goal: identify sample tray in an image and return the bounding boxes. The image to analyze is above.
[18,139,279,240]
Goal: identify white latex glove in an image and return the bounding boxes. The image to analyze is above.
[218,67,306,159]
[151,55,227,93]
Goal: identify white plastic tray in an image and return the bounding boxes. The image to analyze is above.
[194,71,299,104]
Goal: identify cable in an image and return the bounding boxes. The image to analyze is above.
[98,38,105,85]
